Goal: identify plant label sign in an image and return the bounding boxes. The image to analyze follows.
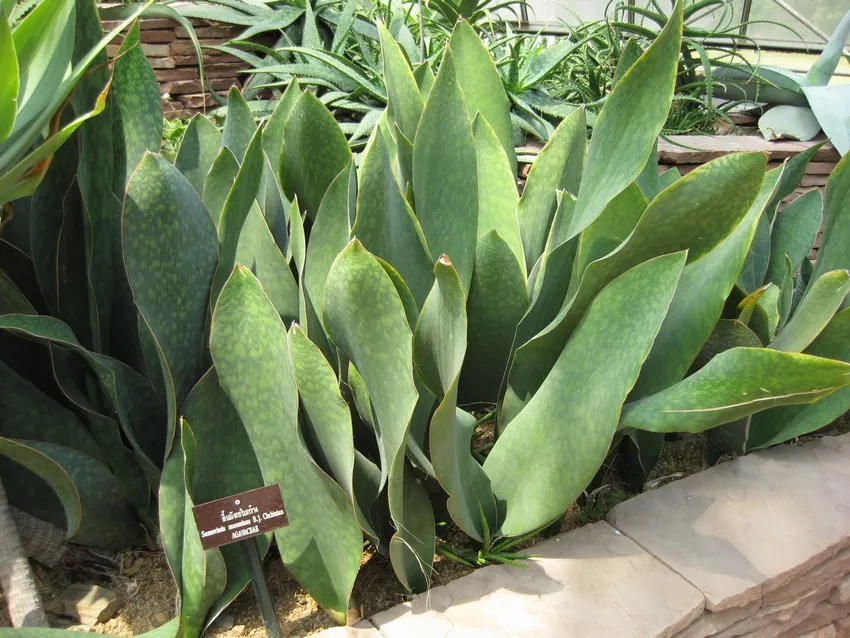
[192,485,289,550]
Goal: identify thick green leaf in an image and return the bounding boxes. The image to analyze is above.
[749,307,850,448]
[0,268,35,314]
[211,266,362,622]
[175,115,223,196]
[211,127,264,308]
[111,21,162,192]
[123,153,219,454]
[770,270,850,352]
[203,146,239,225]
[324,240,433,592]
[758,105,821,143]
[449,20,516,175]
[305,160,354,322]
[4,438,143,548]
[378,21,423,144]
[459,231,528,404]
[0,432,80,531]
[280,91,352,220]
[262,78,300,176]
[516,108,585,273]
[765,189,822,285]
[412,48,477,294]
[809,152,850,296]
[486,252,685,536]
[221,86,256,163]
[631,167,781,398]
[473,115,523,272]
[504,153,767,422]
[415,256,497,541]
[0,619,179,638]
[568,0,682,237]
[354,127,433,308]
[802,85,850,157]
[413,61,434,99]
[691,319,764,371]
[806,9,850,86]
[621,348,850,433]
[179,368,269,624]
[737,209,771,293]
[289,325,354,497]
[766,142,822,223]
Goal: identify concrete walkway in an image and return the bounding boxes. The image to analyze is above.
[318,433,850,638]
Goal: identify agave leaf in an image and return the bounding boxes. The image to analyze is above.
[111,20,162,192]
[123,153,219,455]
[378,21,423,145]
[281,91,352,220]
[2,437,144,548]
[235,6,304,40]
[415,256,498,541]
[749,308,850,449]
[450,20,516,175]
[504,153,767,424]
[621,348,850,433]
[568,0,683,237]
[211,266,362,622]
[486,252,686,536]
[758,105,821,143]
[211,128,265,308]
[412,48,477,294]
[765,189,821,286]
[459,230,528,404]
[324,240,434,592]
[516,108,585,274]
[220,86,256,163]
[802,85,850,157]
[712,65,807,106]
[175,115,223,196]
[737,208,771,293]
[631,167,781,399]
[179,370,267,626]
[805,9,850,87]
[770,270,850,352]
[473,115,523,273]
[766,142,822,223]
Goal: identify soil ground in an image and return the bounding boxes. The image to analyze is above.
[2,417,847,636]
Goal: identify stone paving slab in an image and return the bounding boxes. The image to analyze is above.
[608,434,850,612]
[371,521,704,638]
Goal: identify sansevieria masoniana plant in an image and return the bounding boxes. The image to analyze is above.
[4,1,850,635]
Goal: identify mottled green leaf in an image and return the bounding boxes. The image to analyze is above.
[412,48,477,294]
[568,0,682,237]
[450,19,516,175]
[221,86,256,163]
[378,21,423,144]
[324,241,433,592]
[459,231,529,404]
[631,167,780,398]
[766,142,822,223]
[203,146,239,226]
[621,348,850,433]
[211,266,362,622]
[737,200,771,294]
[473,115,523,272]
[355,127,432,308]
[812,152,850,290]
[486,252,685,536]
[765,189,822,285]
[516,108,585,273]
[123,153,219,454]
[262,78,300,173]
[413,61,434,99]
[770,270,850,352]
[175,115,223,196]
[280,91,352,220]
[505,153,766,422]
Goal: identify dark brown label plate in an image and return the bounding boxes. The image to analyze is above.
[192,485,289,550]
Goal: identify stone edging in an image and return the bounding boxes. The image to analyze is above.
[316,433,850,638]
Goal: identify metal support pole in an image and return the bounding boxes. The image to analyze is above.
[771,0,850,57]
[241,539,281,638]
